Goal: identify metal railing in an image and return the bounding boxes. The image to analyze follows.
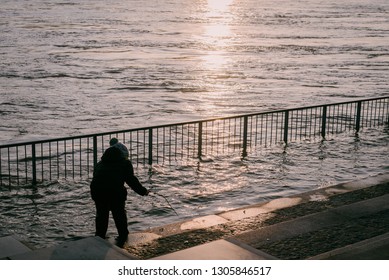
[1,96,388,186]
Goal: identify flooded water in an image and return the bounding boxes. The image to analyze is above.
[0,0,388,248]
[1,126,387,248]
[1,0,388,143]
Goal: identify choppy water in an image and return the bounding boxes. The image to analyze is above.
[1,0,388,143]
[0,0,388,248]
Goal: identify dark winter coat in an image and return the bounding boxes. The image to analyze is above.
[90,146,148,202]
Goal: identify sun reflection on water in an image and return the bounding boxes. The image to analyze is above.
[201,0,234,70]
[207,0,234,13]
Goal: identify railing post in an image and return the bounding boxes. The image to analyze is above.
[321,105,327,138]
[386,102,389,124]
[242,116,248,157]
[31,143,37,185]
[148,128,153,165]
[0,150,2,186]
[283,110,289,144]
[355,101,362,133]
[198,122,203,159]
[93,136,98,168]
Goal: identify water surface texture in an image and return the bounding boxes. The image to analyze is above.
[0,0,388,248]
[1,0,388,143]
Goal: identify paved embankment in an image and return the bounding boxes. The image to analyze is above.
[1,173,388,260]
[125,173,389,260]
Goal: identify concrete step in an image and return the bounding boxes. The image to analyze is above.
[309,232,389,260]
[151,238,277,260]
[8,237,138,260]
[234,194,389,247]
[0,235,33,259]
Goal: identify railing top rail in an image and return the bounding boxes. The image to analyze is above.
[1,95,388,149]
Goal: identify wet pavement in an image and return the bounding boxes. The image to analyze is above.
[1,173,388,260]
[127,173,389,260]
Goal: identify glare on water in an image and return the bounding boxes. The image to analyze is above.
[0,0,388,248]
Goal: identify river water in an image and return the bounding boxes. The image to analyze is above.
[0,0,388,248]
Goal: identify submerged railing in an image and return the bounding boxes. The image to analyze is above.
[1,96,388,186]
